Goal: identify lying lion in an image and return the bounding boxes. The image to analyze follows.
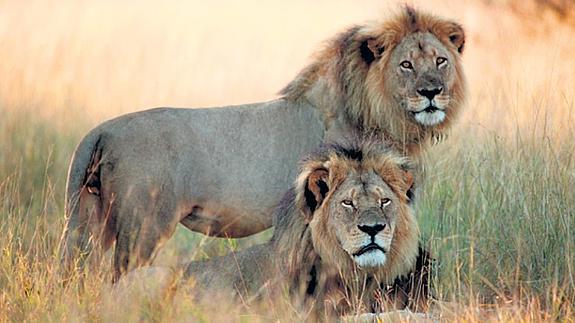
[61,6,464,282]
[116,140,423,319]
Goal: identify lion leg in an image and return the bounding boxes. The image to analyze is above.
[61,190,116,280]
[61,189,98,281]
[112,192,179,283]
[61,142,116,283]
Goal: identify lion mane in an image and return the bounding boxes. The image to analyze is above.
[276,142,419,314]
[281,6,466,155]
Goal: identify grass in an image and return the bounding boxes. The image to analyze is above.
[421,134,574,320]
[0,0,574,321]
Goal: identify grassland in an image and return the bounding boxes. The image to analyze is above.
[0,0,573,321]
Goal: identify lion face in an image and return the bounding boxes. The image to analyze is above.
[387,32,458,127]
[325,169,401,268]
[298,146,417,274]
[356,7,465,133]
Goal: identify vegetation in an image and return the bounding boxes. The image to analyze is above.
[0,0,573,321]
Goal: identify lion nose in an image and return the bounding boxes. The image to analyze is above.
[357,224,386,237]
[417,87,443,100]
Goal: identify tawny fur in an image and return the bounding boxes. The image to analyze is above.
[61,6,464,282]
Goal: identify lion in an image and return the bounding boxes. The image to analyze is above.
[184,140,420,319]
[61,6,465,282]
[118,140,421,320]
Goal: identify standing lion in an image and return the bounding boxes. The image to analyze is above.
[61,6,466,282]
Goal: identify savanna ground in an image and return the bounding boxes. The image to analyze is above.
[0,0,574,321]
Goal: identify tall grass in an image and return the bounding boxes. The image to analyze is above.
[420,134,575,320]
[0,0,573,321]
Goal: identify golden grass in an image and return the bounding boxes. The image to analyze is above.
[0,0,573,321]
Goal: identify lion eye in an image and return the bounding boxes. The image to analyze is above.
[341,200,354,208]
[436,57,447,66]
[400,60,413,69]
[380,198,391,207]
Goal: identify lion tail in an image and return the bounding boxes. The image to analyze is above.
[59,129,106,282]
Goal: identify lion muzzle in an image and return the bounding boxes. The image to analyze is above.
[353,242,386,257]
[352,241,387,268]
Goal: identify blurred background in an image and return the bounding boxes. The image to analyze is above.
[0,0,573,320]
[1,0,574,131]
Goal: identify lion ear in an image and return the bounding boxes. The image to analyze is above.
[303,168,330,215]
[359,37,384,65]
[447,23,465,54]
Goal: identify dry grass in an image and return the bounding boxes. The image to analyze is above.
[0,0,573,321]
